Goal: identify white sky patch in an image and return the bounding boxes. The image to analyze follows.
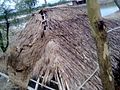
[37,0,60,6]
[0,0,4,4]
[7,2,16,9]
[0,0,16,9]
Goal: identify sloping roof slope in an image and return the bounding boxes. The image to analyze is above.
[7,6,120,90]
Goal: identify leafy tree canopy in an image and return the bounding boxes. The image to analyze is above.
[0,0,16,52]
[15,0,38,12]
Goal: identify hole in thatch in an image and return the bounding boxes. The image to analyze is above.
[49,27,52,30]
[44,26,47,30]
[42,21,47,26]
[28,76,59,90]
[28,80,36,88]
[42,15,44,20]
[16,69,24,72]
[32,13,35,16]
[39,10,44,15]
[41,31,45,38]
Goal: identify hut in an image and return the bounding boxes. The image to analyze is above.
[2,6,120,90]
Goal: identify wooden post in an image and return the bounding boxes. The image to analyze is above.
[86,0,115,90]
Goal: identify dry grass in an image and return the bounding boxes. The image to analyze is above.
[6,6,120,89]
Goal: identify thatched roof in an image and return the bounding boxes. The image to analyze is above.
[7,6,120,90]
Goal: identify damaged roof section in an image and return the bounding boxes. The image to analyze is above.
[7,6,120,90]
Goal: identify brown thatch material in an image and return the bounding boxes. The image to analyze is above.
[6,6,120,90]
[0,54,7,73]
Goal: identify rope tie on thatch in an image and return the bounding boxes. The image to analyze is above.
[77,66,99,90]
[40,10,48,31]
[39,9,49,38]
[107,26,120,33]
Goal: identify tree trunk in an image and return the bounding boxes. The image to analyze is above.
[0,31,5,52]
[0,10,9,52]
[86,0,115,90]
[4,10,9,52]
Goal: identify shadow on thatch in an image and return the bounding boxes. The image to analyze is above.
[5,6,120,90]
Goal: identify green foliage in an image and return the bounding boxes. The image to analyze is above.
[16,0,37,12]
[0,0,15,52]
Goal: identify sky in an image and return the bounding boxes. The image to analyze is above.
[38,0,60,4]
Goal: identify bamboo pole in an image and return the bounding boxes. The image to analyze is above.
[86,0,115,90]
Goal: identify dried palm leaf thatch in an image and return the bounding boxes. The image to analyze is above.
[7,6,120,89]
[108,28,120,89]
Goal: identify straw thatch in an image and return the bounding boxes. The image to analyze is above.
[6,6,120,90]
